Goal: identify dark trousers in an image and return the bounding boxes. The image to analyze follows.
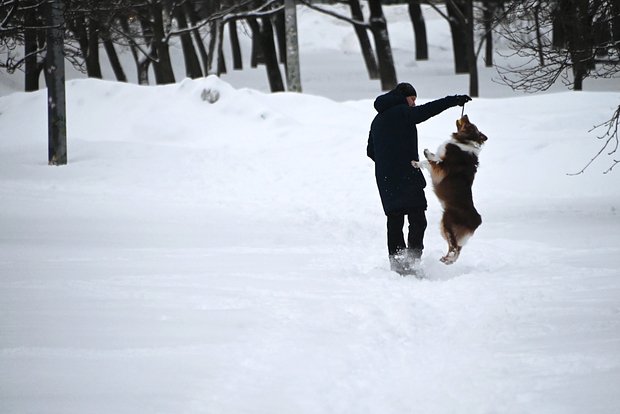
[387,208,427,255]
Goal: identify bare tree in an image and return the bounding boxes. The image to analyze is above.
[480,0,503,67]
[420,1,515,96]
[496,0,620,173]
[348,0,379,79]
[299,0,379,80]
[66,3,103,79]
[367,0,397,89]
[247,14,284,91]
[0,0,27,39]
[23,3,47,90]
[161,0,288,91]
[495,0,619,92]
[0,0,48,90]
[408,0,428,61]
[46,0,67,166]
[423,0,479,95]
[100,22,128,82]
[172,0,203,79]
[185,1,210,74]
[299,0,396,90]
[284,0,301,92]
[228,18,243,70]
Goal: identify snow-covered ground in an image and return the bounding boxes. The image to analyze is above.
[1,4,620,414]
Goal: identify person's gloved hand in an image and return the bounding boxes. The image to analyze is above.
[454,95,472,106]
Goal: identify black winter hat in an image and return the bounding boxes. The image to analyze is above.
[395,82,417,97]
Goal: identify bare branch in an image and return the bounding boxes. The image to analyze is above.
[163,0,281,44]
[0,0,20,33]
[568,105,620,175]
[108,24,158,64]
[445,0,467,25]
[298,0,368,28]
[603,160,619,174]
[423,2,449,21]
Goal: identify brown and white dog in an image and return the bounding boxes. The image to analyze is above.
[412,115,488,265]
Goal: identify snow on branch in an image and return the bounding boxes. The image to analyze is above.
[297,0,367,28]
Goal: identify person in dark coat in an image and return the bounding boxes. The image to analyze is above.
[367,82,471,274]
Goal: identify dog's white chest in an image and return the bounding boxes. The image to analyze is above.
[442,140,481,157]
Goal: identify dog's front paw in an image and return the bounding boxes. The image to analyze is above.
[411,160,421,169]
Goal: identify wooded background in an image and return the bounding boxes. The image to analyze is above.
[1,0,618,169]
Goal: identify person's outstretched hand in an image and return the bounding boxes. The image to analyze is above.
[455,95,472,106]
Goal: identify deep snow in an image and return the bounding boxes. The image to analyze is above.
[1,4,620,414]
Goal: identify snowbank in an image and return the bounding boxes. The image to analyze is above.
[1,77,620,413]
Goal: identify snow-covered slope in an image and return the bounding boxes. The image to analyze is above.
[1,74,619,413]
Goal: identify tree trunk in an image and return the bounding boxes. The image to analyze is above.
[174,4,203,79]
[570,25,590,88]
[46,0,67,166]
[248,18,264,68]
[150,2,176,84]
[103,38,127,82]
[552,3,566,49]
[185,1,210,75]
[573,69,585,90]
[483,1,494,67]
[348,0,379,79]
[368,0,397,90]
[24,8,44,91]
[408,0,428,60]
[25,30,42,91]
[259,16,285,92]
[273,10,287,65]
[217,21,227,74]
[121,17,151,85]
[207,19,224,75]
[563,0,594,90]
[612,0,620,56]
[69,13,89,68]
[284,0,302,92]
[229,19,243,70]
[533,1,544,66]
[86,17,102,78]
[464,0,478,97]
[447,0,468,74]
[138,59,151,85]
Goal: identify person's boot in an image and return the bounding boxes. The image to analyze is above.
[403,248,424,277]
[389,252,408,275]
[389,250,416,275]
[406,248,422,263]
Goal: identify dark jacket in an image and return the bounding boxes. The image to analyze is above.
[367,91,461,215]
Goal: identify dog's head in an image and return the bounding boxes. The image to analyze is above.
[454,115,488,145]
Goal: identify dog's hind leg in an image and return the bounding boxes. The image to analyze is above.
[439,216,461,265]
[441,215,472,265]
[441,246,461,265]
[441,223,476,265]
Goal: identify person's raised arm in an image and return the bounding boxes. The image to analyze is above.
[409,95,471,124]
